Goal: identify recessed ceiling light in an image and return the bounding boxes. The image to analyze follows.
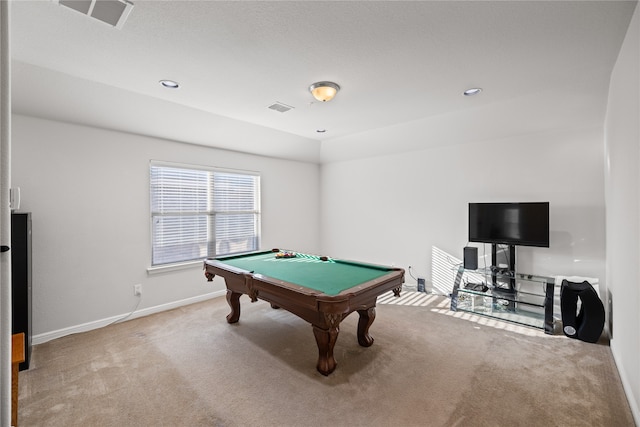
[463,88,482,96]
[159,80,180,89]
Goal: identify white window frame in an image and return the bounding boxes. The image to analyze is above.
[148,161,261,272]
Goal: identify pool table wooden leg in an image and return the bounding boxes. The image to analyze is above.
[357,307,376,347]
[313,322,340,376]
[225,290,241,323]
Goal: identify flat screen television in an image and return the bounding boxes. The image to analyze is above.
[468,202,549,248]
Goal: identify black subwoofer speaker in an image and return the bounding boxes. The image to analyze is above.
[560,280,605,343]
[463,246,478,270]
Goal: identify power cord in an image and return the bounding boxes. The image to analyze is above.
[408,265,418,282]
[106,294,142,327]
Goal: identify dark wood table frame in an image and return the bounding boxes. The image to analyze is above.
[204,258,404,375]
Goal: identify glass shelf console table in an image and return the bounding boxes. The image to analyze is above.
[450,266,555,334]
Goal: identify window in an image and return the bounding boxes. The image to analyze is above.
[150,162,260,266]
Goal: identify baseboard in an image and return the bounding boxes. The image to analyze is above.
[32,290,226,345]
[610,338,640,426]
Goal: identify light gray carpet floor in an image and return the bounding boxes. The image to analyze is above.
[17,292,635,426]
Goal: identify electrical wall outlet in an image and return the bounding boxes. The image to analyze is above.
[133,284,142,296]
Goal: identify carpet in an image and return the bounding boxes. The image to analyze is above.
[17,292,635,426]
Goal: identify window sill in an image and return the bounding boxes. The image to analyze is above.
[147,260,203,275]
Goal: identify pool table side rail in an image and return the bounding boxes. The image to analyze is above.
[208,250,274,262]
[207,250,399,272]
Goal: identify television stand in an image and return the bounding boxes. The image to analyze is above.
[451,266,556,334]
[491,285,516,295]
[491,243,516,290]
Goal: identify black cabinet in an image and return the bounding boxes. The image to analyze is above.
[12,212,31,371]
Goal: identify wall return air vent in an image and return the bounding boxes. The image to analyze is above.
[55,0,134,29]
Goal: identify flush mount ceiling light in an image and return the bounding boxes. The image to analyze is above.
[463,87,482,96]
[159,80,180,89]
[309,81,340,102]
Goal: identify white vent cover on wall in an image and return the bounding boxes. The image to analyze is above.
[55,0,134,29]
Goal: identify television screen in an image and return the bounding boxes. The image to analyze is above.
[469,202,549,248]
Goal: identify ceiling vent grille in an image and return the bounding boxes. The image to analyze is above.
[56,0,134,29]
[267,102,294,113]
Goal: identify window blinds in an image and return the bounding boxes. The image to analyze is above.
[150,163,260,266]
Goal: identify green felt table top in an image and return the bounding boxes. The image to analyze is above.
[214,251,396,296]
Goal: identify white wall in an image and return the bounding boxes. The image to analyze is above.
[11,114,320,340]
[605,3,640,422]
[321,125,606,293]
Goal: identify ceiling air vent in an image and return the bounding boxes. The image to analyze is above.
[267,102,294,113]
[56,0,134,29]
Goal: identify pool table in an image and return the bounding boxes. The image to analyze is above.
[204,249,404,375]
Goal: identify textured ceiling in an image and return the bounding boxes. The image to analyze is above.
[9,1,637,163]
